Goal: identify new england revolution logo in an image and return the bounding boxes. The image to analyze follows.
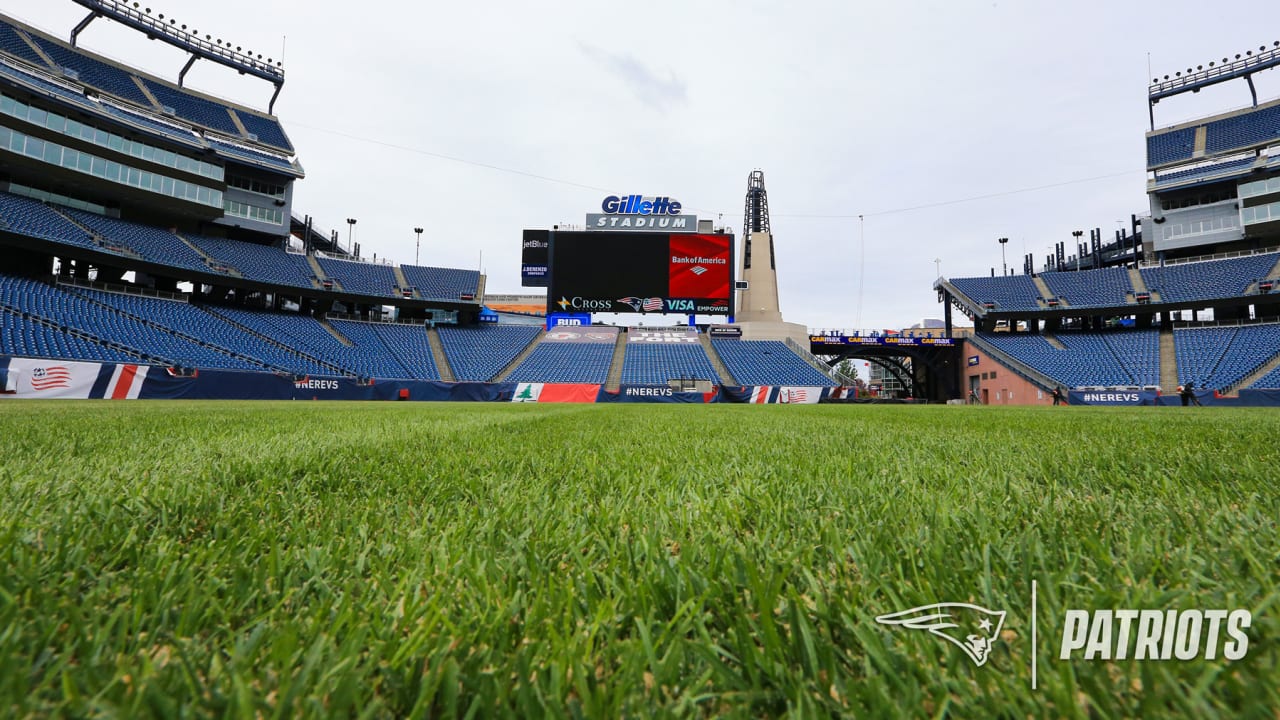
[876,603,1007,667]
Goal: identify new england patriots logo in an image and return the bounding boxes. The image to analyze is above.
[875,603,1006,667]
[617,296,644,311]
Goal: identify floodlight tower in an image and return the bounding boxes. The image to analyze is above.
[737,170,783,323]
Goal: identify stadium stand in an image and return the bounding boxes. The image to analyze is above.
[98,103,204,149]
[0,305,141,363]
[0,273,261,371]
[1146,127,1196,167]
[1039,267,1133,308]
[328,319,439,380]
[141,79,240,136]
[1204,104,1280,155]
[620,341,718,385]
[233,110,292,152]
[979,330,1159,388]
[182,234,316,288]
[30,38,150,107]
[1248,360,1280,389]
[67,287,331,376]
[710,338,837,386]
[62,209,210,274]
[1173,324,1280,391]
[436,325,540,381]
[0,191,99,250]
[1153,156,1256,188]
[506,337,614,384]
[317,257,400,297]
[0,59,99,111]
[1139,254,1280,303]
[205,307,389,379]
[949,274,1041,311]
[0,20,48,67]
[207,137,296,174]
[400,265,481,301]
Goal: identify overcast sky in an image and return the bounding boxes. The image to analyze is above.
[4,0,1279,331]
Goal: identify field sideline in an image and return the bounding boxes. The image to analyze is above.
[1,402,1277,718]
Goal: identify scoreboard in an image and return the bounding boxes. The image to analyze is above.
[536,230,734,316]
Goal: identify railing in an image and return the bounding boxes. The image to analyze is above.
[314,249,395,266]
[325,312,425,327]
[1141,245,1280,268]
[1170,316,1280,330]
[56,275,189,302]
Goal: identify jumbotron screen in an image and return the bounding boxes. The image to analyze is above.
[548,231,734,315]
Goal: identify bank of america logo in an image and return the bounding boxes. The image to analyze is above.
[876,603,1007,667]
[691,266,707,275]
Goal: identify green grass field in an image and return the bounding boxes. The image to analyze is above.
[1,402,1277,718]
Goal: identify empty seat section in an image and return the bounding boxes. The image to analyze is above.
[1039,267,1134,308]
[233,110,292,152]
[710,339,836,386]
[184,235,315,288]
[979,330,1158,388]
[327,319,437,379]
[0,20,48,66]
[63,209,209,273]
[1174,324,1280,390]
[207,307,391,378]
[31,39,150,106]
[0,306,140,363]
[620,341,718,385]
[0,191,98,250]
[949,274,1041,311]
[68,287,331,376]
[142,80,239,135]
[316,257,399,297]
[1204,104,1280,155]
[506,332,615,384]
[1140,254,1280,303]
[437,325,540,381]
[1146,127,1196,167]
[399,265,481,300]
[0,273,259,370]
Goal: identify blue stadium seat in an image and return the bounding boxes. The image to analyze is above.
[979,330,1159,388]
[1204,104,1280,155]
[399,265,481,301]
[142,79,240,135]
[328,319,439,379]
[0,191,99,250]
[207,138,296,174]
[620,340,718,385]
[1174,324,1280,391]
[506,336,614,384]
[31,39,151,106]
[437,325,540,381]
[63,209,211,274]
[1140,254,1280,303]
[233,110,293,152]
[1039,267,1134,309]
[0,19,50,67]
[317,257,400,297]
[0,305,142,364]
[183,234,316,288]
[950,274,1041,311]
[711,338,836,386]
[1146,127,1196,167]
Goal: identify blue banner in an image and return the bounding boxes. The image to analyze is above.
[1068,390,1160,406]
[597,385,718,403]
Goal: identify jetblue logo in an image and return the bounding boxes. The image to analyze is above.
[601,195,682,215]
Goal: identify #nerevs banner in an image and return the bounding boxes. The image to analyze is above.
[1,357,149,399]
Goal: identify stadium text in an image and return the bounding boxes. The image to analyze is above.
[557,297,613,311]
[625,387,675,397]
[1060,609,1250,661]
[1080,392,1140,403]
[601,195,682,215]
[295,379,339,390]
[671,256,727,265]
[590,215,691,230]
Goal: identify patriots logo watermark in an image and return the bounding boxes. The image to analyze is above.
[876,603,1007,667]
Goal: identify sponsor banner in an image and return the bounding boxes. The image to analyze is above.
[968,355,980,367]
[598,385,719,403]
[709,326,742,338]
[547,313,591,329]
[3,358,113,399]
[586,214,698,232]
[719,386,832,404]
[1068,390,1160,406]
[668,234,731,300]
[809,335,957,347]
[511,383,543,403]
[628,329,699,343]
[521,230,549,288]
[511,383,600,403]
[541,327,618,344]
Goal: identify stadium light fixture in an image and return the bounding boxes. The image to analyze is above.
[346,218,357,255]
[998,237,1009,276]
[414,227,424,266]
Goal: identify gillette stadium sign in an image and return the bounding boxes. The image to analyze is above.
[587,194,698,232]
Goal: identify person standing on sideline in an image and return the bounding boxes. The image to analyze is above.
[1180,381,1202,407]
[1051,386,1066,406]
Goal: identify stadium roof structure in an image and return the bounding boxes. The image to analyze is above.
[66,0,286,112]
[1148,40,1280,130]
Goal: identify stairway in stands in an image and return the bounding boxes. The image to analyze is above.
[1159,324,1179,392]
[698,332,737,385]
[1230,351,1280,394]
[1031,276,1065,307]
[605,329,628,391]
[197,306,347,376]
[1131,268,1160,302]
[426,327,455,382]
[392,265,418,298]
[180,236,243,277]
[493,332,544,382]
[306,255,338,290]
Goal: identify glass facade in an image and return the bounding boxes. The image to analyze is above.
[0,125,223,208]
[224,198,284,225]
[1241,200,1280,226]
[0,93,223,180]
[1238,176,1280,200]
